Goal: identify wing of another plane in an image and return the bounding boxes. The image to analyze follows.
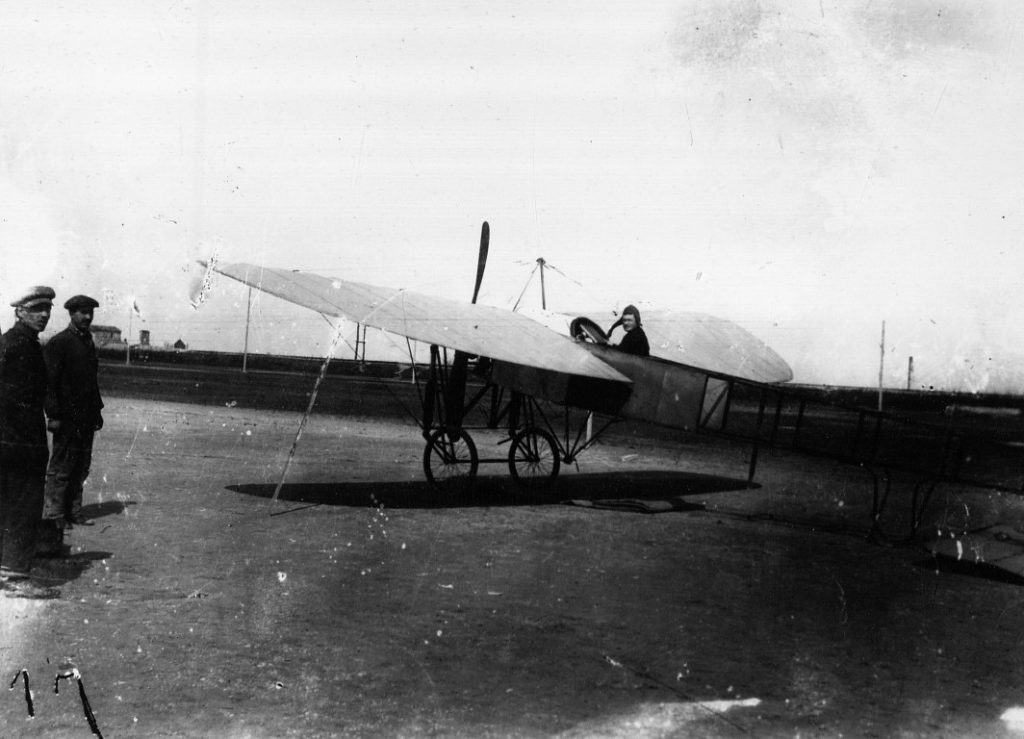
[641,310,793,383]
[213,262,631,383]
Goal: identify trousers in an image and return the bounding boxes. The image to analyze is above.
[0,467,44,579]
[43,426,94,522]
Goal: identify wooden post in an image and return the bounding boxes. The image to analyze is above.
[907,356,914,390]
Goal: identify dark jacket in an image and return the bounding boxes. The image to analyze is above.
[0,322,50,471]
[617,327,650,357]
[44,325,104,430]
[607,304,650,357]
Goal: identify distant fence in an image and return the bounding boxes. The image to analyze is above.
[96,347,1024,436]
[97,346,413,380]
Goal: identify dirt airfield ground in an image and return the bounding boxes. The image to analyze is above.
[4,374,1024,738]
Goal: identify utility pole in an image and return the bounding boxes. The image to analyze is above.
[125,303,132,366]
[907,356,914,390]
[878,321,885,411]
[242,285,252,373]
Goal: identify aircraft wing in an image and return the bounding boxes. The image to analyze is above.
[517,307,792,383]
[641,310,793,384]
[213,262,631,383]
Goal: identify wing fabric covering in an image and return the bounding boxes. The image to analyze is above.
[214,262,630,384]
[640,310,793,384]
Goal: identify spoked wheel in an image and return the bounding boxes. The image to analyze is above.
[423,427,479,488]
[508,427,561,488]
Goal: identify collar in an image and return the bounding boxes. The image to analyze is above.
[69,323,94,340]
[10,321,39,339]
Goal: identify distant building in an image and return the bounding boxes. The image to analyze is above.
[92,325,122,347]
[173,338,187,351]
[139,329,150,346]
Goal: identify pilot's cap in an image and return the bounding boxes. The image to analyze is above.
[621,304,642,326]
[10,286,56,309]
[64,294,100,312]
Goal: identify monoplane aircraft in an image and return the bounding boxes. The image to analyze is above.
[207,221,1024,558]
[209,223,794,490]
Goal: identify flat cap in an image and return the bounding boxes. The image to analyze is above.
[9,286,56,308]
[64,294,100,312]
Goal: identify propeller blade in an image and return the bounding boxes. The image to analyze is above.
[472,221,489,304]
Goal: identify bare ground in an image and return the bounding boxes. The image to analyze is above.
[3,393,1024,738]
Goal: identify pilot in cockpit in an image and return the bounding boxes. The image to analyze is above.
[607,304,650,357]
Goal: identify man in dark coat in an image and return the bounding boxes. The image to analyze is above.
[0,286,59,598]
[607,304,650,357]
[42,294,104,550]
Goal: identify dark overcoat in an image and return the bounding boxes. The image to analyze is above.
[0,323,49,472]
[44,325,104,429]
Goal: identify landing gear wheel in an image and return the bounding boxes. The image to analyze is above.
[423,428,479,487]
[508,427,561,488]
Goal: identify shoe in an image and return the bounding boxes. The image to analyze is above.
[70,516,93,526]
[2,580,60,599]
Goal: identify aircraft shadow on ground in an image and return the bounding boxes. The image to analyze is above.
[916,555,1024,586]
[227,470,754,510]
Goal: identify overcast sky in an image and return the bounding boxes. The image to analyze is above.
[2,1,1022,392]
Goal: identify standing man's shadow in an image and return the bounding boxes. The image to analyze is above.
[32,500,132,586]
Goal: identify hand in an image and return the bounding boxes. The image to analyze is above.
[46,419,61,433]
[95,414,104,431]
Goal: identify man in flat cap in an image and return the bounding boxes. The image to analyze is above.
[0,286,59,598]
[41,294,105,554]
